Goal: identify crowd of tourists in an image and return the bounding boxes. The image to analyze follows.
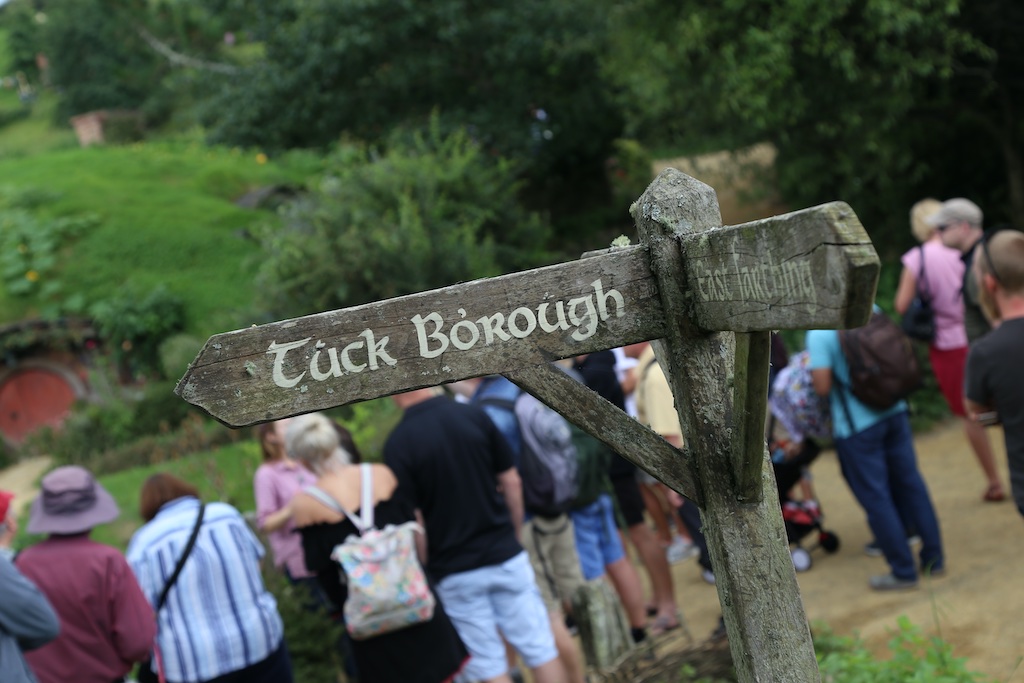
[1,197,1021,683]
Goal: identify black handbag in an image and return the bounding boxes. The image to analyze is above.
[137,504,206,683]
[901,245,936,342]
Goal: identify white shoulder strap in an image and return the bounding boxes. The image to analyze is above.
[358,463,375,530]
[303,485,367,533]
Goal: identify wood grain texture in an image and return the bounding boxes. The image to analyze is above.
[177,247,663,427]
[505,363,700,505]
[678,201,879,332]
[632,168,821,683]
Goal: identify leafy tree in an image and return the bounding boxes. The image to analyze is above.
[199,0,623,240]
[41,0,164,119]
[602,0,1023,254]
[254,120,551,317]
[4,0,42,80]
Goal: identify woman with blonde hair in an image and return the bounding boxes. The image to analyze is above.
[895,198,1004,502]
[288,413,467,683]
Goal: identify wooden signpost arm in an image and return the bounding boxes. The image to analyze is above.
[505,363,701,506]
[633,169,821,683]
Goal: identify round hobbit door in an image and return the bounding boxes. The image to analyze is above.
[0,366,80,445]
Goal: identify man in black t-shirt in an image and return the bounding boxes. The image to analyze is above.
[965,230,1024,517]
[386,388,565,683]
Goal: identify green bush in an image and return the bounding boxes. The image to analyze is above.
[606,138,654,208]
[158,333,204,384]
[261,564,347,683]
[0,107,31,130]
[90,285,186,379]
[254,118,551,317]
[0,438,15,470]
[25,411,241,477]
[0,185,99,304]
[814,618,995,682]
[100,111,145,144]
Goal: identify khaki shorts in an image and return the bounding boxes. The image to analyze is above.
[521,514,585,613]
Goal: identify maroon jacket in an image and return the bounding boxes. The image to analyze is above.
[16,535,156,683]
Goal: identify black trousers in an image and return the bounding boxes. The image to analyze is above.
[138,641,293,683]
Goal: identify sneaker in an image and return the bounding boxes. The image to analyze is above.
[864,535,923,557]
[667,536,699,564]
[868,574,918,591]
[701,568,716,585]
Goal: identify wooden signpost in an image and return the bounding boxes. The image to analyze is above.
[178,169,879,682]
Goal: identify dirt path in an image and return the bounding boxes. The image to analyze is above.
[667,420,1022,681]
[0,456,52,517]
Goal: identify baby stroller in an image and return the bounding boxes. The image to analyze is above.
[770,438,840,572]
[767,347,841,572]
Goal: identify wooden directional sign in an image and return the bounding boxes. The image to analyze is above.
[178,168,881,683]
[177,200,876,430]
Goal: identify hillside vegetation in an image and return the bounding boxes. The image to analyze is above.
[0,95,314,339]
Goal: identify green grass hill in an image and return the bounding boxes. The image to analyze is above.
[0,94,315,340]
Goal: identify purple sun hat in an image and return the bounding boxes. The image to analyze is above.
[27,466,120,535]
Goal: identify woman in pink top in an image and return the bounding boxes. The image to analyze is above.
[895,198,1005,502]
[254,420,319,582]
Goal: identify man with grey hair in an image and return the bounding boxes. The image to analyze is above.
[930,198,991,342]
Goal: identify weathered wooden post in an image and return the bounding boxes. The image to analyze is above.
[177,168,879,683]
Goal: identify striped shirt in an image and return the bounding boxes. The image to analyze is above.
[127,497,283,683]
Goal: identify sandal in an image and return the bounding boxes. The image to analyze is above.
[648,614,681,636]
[983,485,1006,503]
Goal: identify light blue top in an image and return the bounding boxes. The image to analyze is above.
[806,324,907,440]
[471,376,536,521]
[127,497,283,683]
[0,553,59,683]
[471,376,523,459]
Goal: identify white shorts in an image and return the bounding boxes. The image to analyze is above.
[437,551,558,681]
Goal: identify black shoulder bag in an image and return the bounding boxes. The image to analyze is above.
[137,503,206,683]
[901,245,936,342]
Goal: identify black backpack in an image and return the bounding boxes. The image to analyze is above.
[838,311,923,411]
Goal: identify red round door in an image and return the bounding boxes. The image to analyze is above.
[0,368,78,445]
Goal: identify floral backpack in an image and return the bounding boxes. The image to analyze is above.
[769,350,833,443]
[304,464,435,640]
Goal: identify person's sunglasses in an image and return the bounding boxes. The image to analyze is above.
[980,228,1006,284]
[935,223,953,233]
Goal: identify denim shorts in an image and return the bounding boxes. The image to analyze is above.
[570,493,626,580]
[437,551,557,681]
